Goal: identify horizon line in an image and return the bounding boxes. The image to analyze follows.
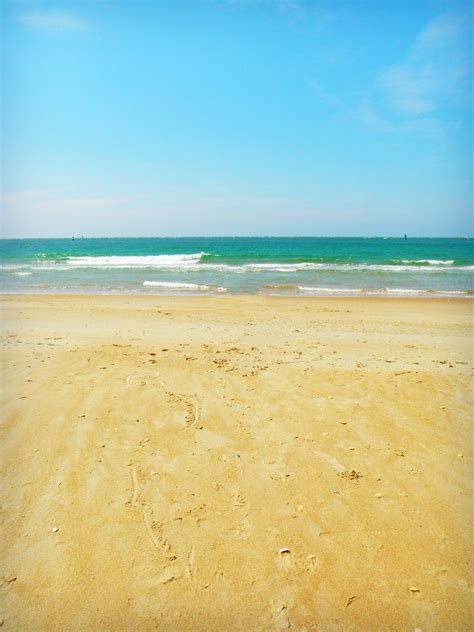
[1,235,472,240]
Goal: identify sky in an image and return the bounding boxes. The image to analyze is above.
[1,0,472,237]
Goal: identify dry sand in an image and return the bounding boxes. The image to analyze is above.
[1,295,472,631]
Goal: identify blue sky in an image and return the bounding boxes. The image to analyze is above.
[1,0,472,237]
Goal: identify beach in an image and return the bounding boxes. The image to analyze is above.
[1,294,472,630]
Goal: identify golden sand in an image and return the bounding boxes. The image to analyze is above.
[1,295,472,630]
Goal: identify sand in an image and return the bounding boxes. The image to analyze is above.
[1,294,472,631]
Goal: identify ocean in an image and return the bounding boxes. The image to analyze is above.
[1,237,472,297]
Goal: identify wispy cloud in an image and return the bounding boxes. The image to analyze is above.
[19,10,88,32]
[378,12,471,115]
[351,102,395,133]
[413,11,470,54]
[348,97,447,142]
[226,0,347,31]
[277,0,349,32]
[312,10,471,140]
[378,65,439,115]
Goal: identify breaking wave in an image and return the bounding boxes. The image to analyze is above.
[143,281,227,292]
[64,253,207,268]
[395,259,455,265]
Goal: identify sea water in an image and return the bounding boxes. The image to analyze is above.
[1,237,472,297]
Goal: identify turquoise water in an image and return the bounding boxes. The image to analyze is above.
[1,237,472,296]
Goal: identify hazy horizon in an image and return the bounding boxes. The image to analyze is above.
[1,234,472,241]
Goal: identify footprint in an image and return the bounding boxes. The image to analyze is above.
[306,554,319,573]
[156,564,180,585]
[272,602,291,630]
[276,550,294,573]
[232,493,246,509]
[234,516,251,540]
[186,546,195,579]
[130,467,172,555]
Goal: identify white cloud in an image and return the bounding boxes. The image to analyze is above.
[350,100,445,140]
[309,10,470,140]
[378,65,439,115]
[378,12,471,115]
[351,102,394,133]
[19,10,88,32]
[413,12,470,54]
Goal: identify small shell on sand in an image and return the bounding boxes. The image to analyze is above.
[409,586,420,593]
[278,548,291,555]
[51,527,59,533]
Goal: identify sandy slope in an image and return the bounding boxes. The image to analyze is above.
[1,295,472,631]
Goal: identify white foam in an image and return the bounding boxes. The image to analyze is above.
[296,286,471,297]
[398,259,455,265]
[385,288,470,296]
[243,262,325,271]
[384,288,424,294]
[143,281,227,292]
[340,264,472,272]
[4,257,473,275]
[13,271,32,276]
[298,286,363,294]
[244,262,473,273]
[66,253,207,268]
[1,264,31,271]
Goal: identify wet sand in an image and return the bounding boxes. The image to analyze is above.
[1,295,472,631]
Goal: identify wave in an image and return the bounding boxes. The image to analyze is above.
[395,259,455,265]
[64,253,207,268]
[2,256,473,274]
[276,263,470,272]
[78,260,473,272]
[262,284,300,291]
[264,285,472,297]
[298,286,366,294]
[1,264,32,271]
[143,281,227,292]
[244,262,473,273]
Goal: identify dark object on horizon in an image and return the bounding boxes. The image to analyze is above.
[72,236,75,240]
[404,234,407,240]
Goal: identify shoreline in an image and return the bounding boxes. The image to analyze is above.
[1,292,472,302]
